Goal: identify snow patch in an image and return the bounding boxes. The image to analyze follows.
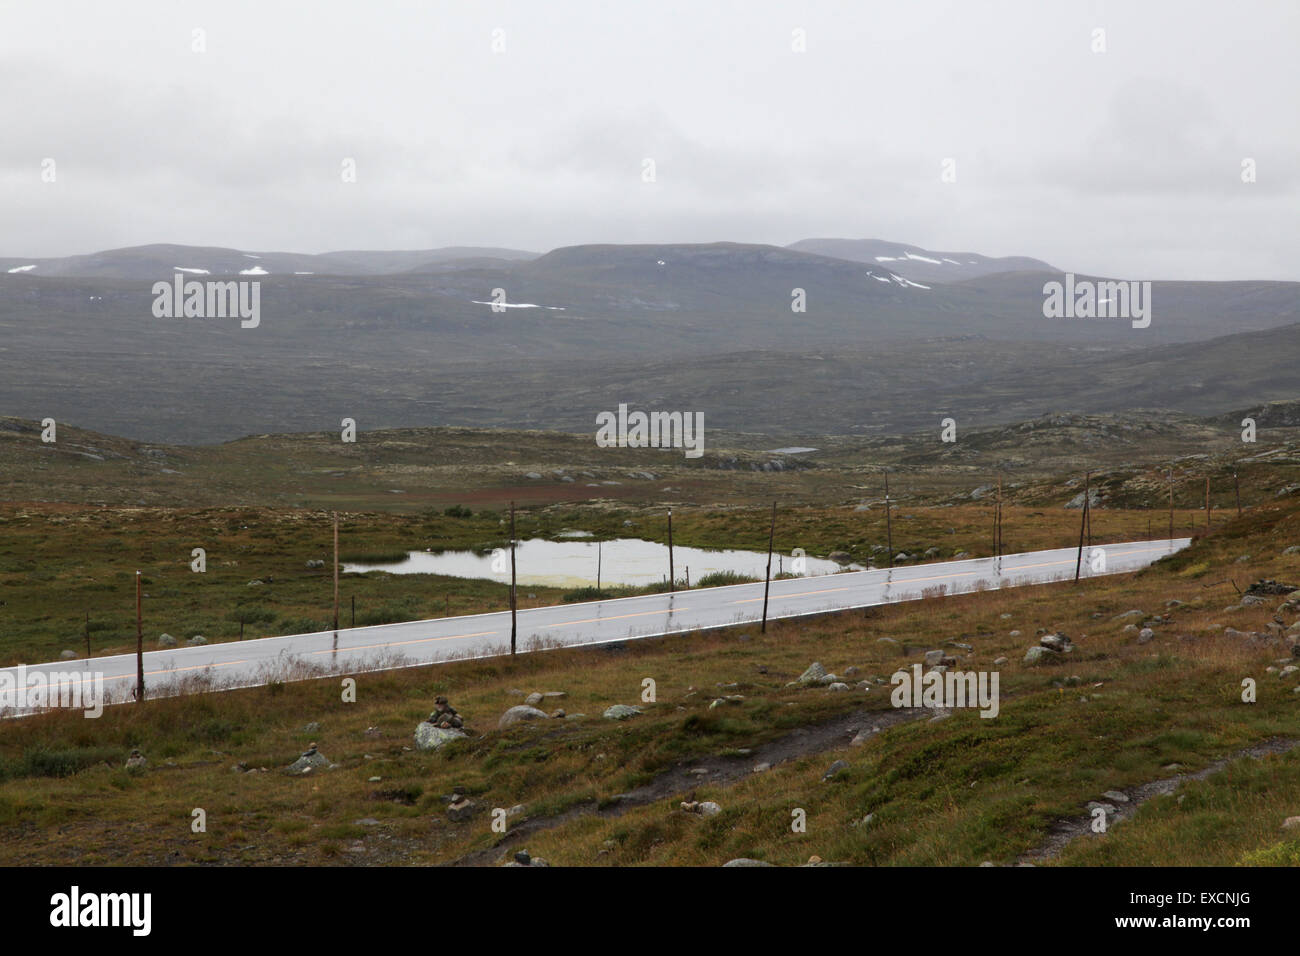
[239,266,269,275]
[471,300,566,310]
[173,266,210,275]
[6,264,37,273]
[904,252,941,264]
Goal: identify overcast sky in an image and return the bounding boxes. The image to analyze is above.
[3,0,1297,280]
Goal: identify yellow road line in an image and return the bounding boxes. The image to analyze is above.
[545,607,690,628]
[309,629,499,655]
[731,587,851,605]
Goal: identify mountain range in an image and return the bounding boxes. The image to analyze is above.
[1,238,1296,444]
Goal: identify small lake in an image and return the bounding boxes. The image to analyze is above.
[343,538,859,588]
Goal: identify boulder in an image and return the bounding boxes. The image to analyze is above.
[447,798,478,822]
[499,705,550,729]
[1039,633,1072,653]
[1024,646,1058,665]
[524,692,544,706]
[796,661,832,685]
[157,633,177,647]
[187,634,208,646]
[415,723,468,750]
[285,745,331,776]
[1137,627,1155,644]
[723,858,777,867]
[822,759,849,781]
[59,650,77,660]
[602,704,643,720]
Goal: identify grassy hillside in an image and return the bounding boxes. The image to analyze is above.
[1,492,1298,866]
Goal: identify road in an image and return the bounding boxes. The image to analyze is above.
[0,538,1190,715]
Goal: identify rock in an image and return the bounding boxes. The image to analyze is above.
[524,692,544,706]
[698,801,722,817]
[187,634,207,646]
[305,559,325,569]
[924,649,945,666]
[1138,627,1155,644]
[368,776,381,783]
[1282,816,1300,829]
[844,666,860,678]
[125,749,147,772]
[550,708,566,718]
[157,633,176,647]
[822,759,849,781]
[415,723,468,750]
[851,726,880,746]
[895,552,910,562]
[1086,801,1117,822]
[602,704,643,720]
[59,649,77,660]
[723,858,776,867]
[1024,646,1058,665]
[753,762,771,773]
[797,661,829,685]
[876,637,898,645]
[447,798,478,822]
[851,813,874,828]
[285,744,331,776]
[826,682,851,692]
[499,705,550,728]
[1102,790,1130,803]
[993,657,1008,666]
[828,550,852,564]
[302,721,320,734]
[1039,633,1072,653]
[364,726,383,738]
[1112,609,1145,621]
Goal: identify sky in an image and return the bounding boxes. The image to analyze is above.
[2,0,1298,280]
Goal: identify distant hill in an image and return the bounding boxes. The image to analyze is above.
[1,239,1298,443]
[0,243,540,279]
[786,238,1057,283]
